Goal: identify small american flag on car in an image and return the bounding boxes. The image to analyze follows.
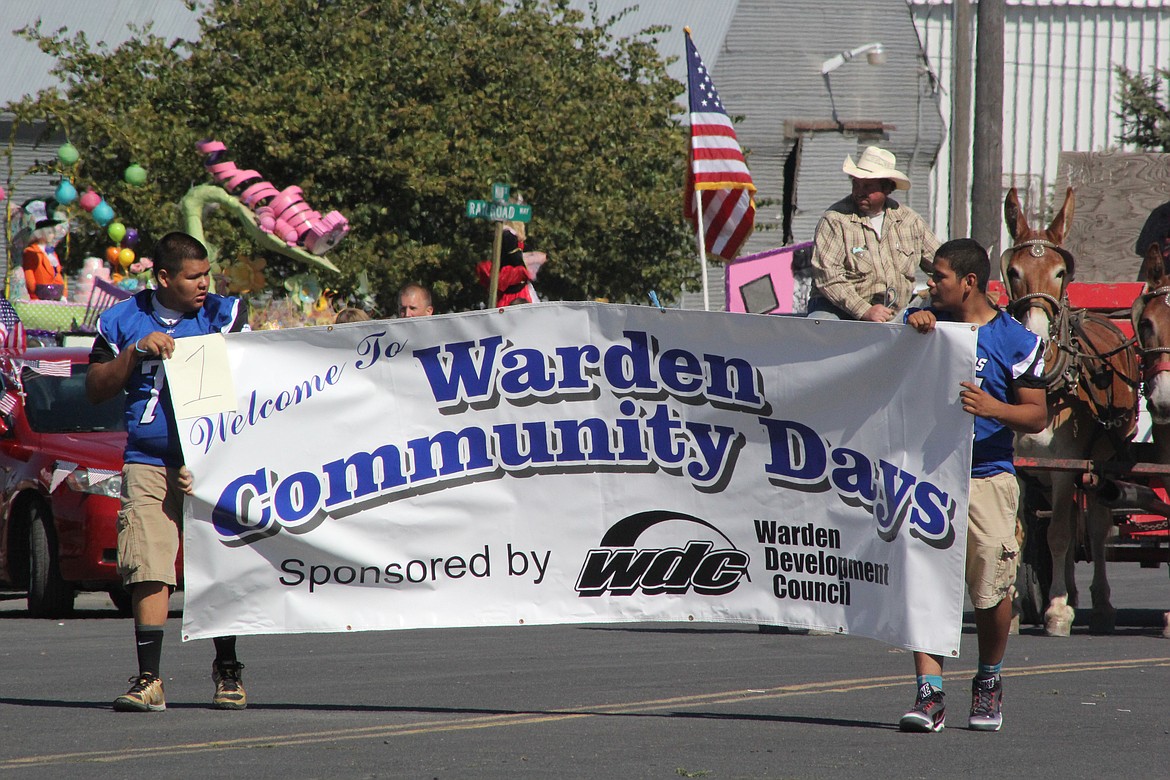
[31,360,72,378]
[0,393,16,415]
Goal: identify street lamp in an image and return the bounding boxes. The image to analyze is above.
[821,43,885,126]
[821,42,886,75]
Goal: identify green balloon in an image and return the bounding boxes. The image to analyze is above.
[124,164,147,186]
[57,143,79,166]
[108,222,127,243]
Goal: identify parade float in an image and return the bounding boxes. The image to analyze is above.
[2,139,355,337]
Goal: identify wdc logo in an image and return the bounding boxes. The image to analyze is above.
[575,510,750,597]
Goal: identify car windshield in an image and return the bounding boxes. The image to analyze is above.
[20,365,126,434]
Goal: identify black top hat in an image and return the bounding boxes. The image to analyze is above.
[23,198,63,231]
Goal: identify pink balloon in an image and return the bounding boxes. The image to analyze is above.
[79,190,102,212]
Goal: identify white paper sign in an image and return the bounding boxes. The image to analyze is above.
[177,303,977,656]
[165,333,237,418]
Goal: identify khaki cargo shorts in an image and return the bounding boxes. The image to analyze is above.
[116,463,185,587]
[965,471,1020,610]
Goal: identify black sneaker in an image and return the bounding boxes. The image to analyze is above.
[968,675,1003,731]
[899,682,946,732]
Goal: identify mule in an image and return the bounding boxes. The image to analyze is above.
[1002,187,1140,636]
[1134,241,1170,453]
[1132,241,1170,637]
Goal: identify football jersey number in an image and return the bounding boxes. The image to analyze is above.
[139,359,165,425]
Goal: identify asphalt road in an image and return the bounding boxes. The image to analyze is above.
[1,561,1169,779]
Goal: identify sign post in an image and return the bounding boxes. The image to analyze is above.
[466,183,533,308]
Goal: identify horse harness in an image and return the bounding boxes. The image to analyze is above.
[1003,239,1139,440]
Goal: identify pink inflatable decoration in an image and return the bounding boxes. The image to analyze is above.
[196,140,349,255]
[71,256,112,303]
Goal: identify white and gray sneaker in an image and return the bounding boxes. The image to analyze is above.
[968,675,1003,732]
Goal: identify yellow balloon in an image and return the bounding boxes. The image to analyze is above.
[118,248,136,268]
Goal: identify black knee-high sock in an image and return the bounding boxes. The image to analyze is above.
[134,625,165,679]
[212,635,238,665]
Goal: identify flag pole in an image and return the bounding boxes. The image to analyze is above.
[693,191,711,311]
[685,26,710,312]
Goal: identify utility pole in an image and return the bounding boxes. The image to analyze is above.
[950,0,972,240]
[970,0,1005,259]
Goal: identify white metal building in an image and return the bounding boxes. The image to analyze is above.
[910,0,1170,241]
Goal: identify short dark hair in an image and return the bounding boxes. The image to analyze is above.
[153,232,208,278]
[935,238,990,292]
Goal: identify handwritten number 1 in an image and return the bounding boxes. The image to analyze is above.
[183,345,221,406]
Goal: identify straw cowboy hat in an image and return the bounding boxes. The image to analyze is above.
[842,146,911,190]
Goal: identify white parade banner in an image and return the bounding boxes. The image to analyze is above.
[177,302,977,657]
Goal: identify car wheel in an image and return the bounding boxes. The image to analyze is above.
[27,504,76,618]
[108,585,133,616]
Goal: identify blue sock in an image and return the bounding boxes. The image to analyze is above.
[916,674,944,692]
[977,662,1002,679]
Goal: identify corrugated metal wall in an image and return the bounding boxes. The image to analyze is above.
[911,0,1170,248]
[1,125,64,283]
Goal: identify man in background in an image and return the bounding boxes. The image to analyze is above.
[398,283,434,318]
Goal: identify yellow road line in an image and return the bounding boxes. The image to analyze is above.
[3,656,1168,769]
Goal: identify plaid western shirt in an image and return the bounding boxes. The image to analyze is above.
[809,196,940,319]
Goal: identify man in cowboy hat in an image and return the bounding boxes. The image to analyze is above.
[806,146,939,322]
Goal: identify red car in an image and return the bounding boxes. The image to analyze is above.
[0,346,149,616]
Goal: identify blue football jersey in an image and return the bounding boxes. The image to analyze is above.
[906,308,1045,476]
[91,290,247,467]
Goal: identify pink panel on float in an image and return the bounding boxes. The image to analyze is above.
[724,242,812,314]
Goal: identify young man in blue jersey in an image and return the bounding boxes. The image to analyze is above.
[87,232,250,712]
[900,238,1048,732]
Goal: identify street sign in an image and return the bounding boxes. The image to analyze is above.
[466,185,536,309]
[465,200,532,223]
[493,203,531,223]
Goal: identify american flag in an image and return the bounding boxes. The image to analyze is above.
[0,319,25,352]
[0,393,15,416]
[33,360,71,377]
[683,28,756,262]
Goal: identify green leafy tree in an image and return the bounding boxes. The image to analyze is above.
[5,0,695,312]
[1116,65,1170,151]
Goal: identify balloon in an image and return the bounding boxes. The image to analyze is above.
[55,180,77,205]
[79,190,101,212]
[118,248,135,268]
[122,228,139,248]
[108,222,127,243]
[105,246,120,264]
[123,164,147,186]
[57,143,79,166]
[92,201,115,227]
